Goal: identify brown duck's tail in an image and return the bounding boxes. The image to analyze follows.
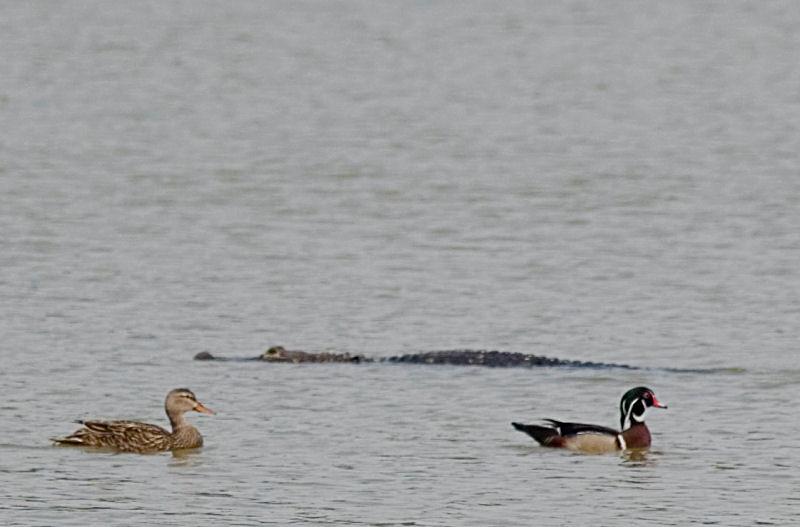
[511,422,559,445]
[51,436,84,446]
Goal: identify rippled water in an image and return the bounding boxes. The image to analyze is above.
[2,1,800,525]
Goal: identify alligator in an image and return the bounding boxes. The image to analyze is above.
[194,346,636,369]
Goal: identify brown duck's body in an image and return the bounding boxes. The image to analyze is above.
[53,389,213,453]
[512,387,666,454]
[59,420,204,453]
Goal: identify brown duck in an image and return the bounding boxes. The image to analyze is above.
[53,388,214,453]
[512,386,667,454]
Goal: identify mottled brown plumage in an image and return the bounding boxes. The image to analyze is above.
[53,388,214,453]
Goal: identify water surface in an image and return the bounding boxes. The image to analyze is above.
[1,1,799,525]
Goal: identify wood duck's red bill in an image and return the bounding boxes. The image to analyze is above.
[651,394,667,409]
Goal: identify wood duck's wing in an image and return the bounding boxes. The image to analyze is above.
[542,419,619,437]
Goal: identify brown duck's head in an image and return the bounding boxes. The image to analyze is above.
[619,386,667,430]
[165,388,215,415]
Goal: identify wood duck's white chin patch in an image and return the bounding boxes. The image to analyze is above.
[632,406,648,422]
[622,397,647,429]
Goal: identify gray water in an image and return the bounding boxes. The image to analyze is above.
[2,1,799,525]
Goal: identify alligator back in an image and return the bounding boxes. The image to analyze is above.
[381,350,634,369]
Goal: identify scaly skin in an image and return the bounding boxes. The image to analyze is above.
[194,347,635,369]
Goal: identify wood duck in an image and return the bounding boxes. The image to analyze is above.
[511,386,667,454]
[53,388,214,453]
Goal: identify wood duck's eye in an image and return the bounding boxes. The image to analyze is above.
[643,392,651,399]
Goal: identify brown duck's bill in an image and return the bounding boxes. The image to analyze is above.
[194,402,215,415]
